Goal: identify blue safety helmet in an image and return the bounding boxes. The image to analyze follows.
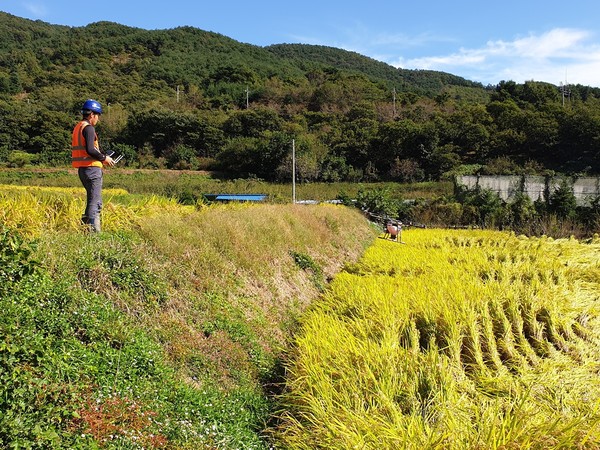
[81,99,103,115]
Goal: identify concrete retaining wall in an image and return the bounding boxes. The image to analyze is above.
[457,175,600,206]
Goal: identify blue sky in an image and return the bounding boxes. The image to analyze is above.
[3,0,600,87]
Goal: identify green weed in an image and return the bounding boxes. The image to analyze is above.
[0,224,279,449]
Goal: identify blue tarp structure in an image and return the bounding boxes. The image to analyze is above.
[204,194,267,202]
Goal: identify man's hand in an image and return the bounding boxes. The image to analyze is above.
[104,155,116,167]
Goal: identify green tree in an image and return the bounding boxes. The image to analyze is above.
[520,81,561,106]
[333,117,378,172]
[556,106,600,171]
[355,187,403,218]
[320,154,352,182]
[548,179,577,219]
[123,109,223,159]
[440,105,491,163]
[456,185,505,227]
[509,191,536,226]
[222,107,283,138]
[208,136,256,176]
[217,132,292,180]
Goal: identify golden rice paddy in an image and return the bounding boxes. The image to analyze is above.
[274,228,600,449]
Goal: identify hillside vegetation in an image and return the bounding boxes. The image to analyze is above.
[0,184,376,448]
[1,12,600,181]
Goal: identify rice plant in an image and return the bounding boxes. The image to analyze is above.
[273,229,600,449]
[0,184,191,237]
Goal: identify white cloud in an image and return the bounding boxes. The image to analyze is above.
[287,22,456,64]
[23,2,48,18]
[370,30,454,48]
[386,28,600,87]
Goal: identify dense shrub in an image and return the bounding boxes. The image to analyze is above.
[548,179,578,219]
[355,187,404,219]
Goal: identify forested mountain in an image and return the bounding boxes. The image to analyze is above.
[1,11,600,180]
[266,43,483,94]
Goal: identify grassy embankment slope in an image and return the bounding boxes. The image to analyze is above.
[273,228,600,449]
[0,183,376,448]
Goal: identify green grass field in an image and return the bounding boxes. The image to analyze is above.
[0,167,452,203]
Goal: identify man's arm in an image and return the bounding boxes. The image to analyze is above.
[82,125,106,161]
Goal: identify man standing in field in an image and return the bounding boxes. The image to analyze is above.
[71,99,115,232]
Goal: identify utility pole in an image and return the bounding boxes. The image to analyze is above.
[392,87,397,117]
[176,85,180,103]
[559,82,571,107]
[245,86,250,109]
[292,139,296,204]
[559,71,570,107]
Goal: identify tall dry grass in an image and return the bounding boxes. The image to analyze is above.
[273,229,600,449]
[131,202,378,380]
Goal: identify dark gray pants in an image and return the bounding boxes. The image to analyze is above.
[78,166,103,232]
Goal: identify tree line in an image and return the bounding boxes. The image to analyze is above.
[1,12,599,181]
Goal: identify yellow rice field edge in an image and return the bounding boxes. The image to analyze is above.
[0,184,194,238]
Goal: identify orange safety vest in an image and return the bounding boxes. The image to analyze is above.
[71,121,103,168]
